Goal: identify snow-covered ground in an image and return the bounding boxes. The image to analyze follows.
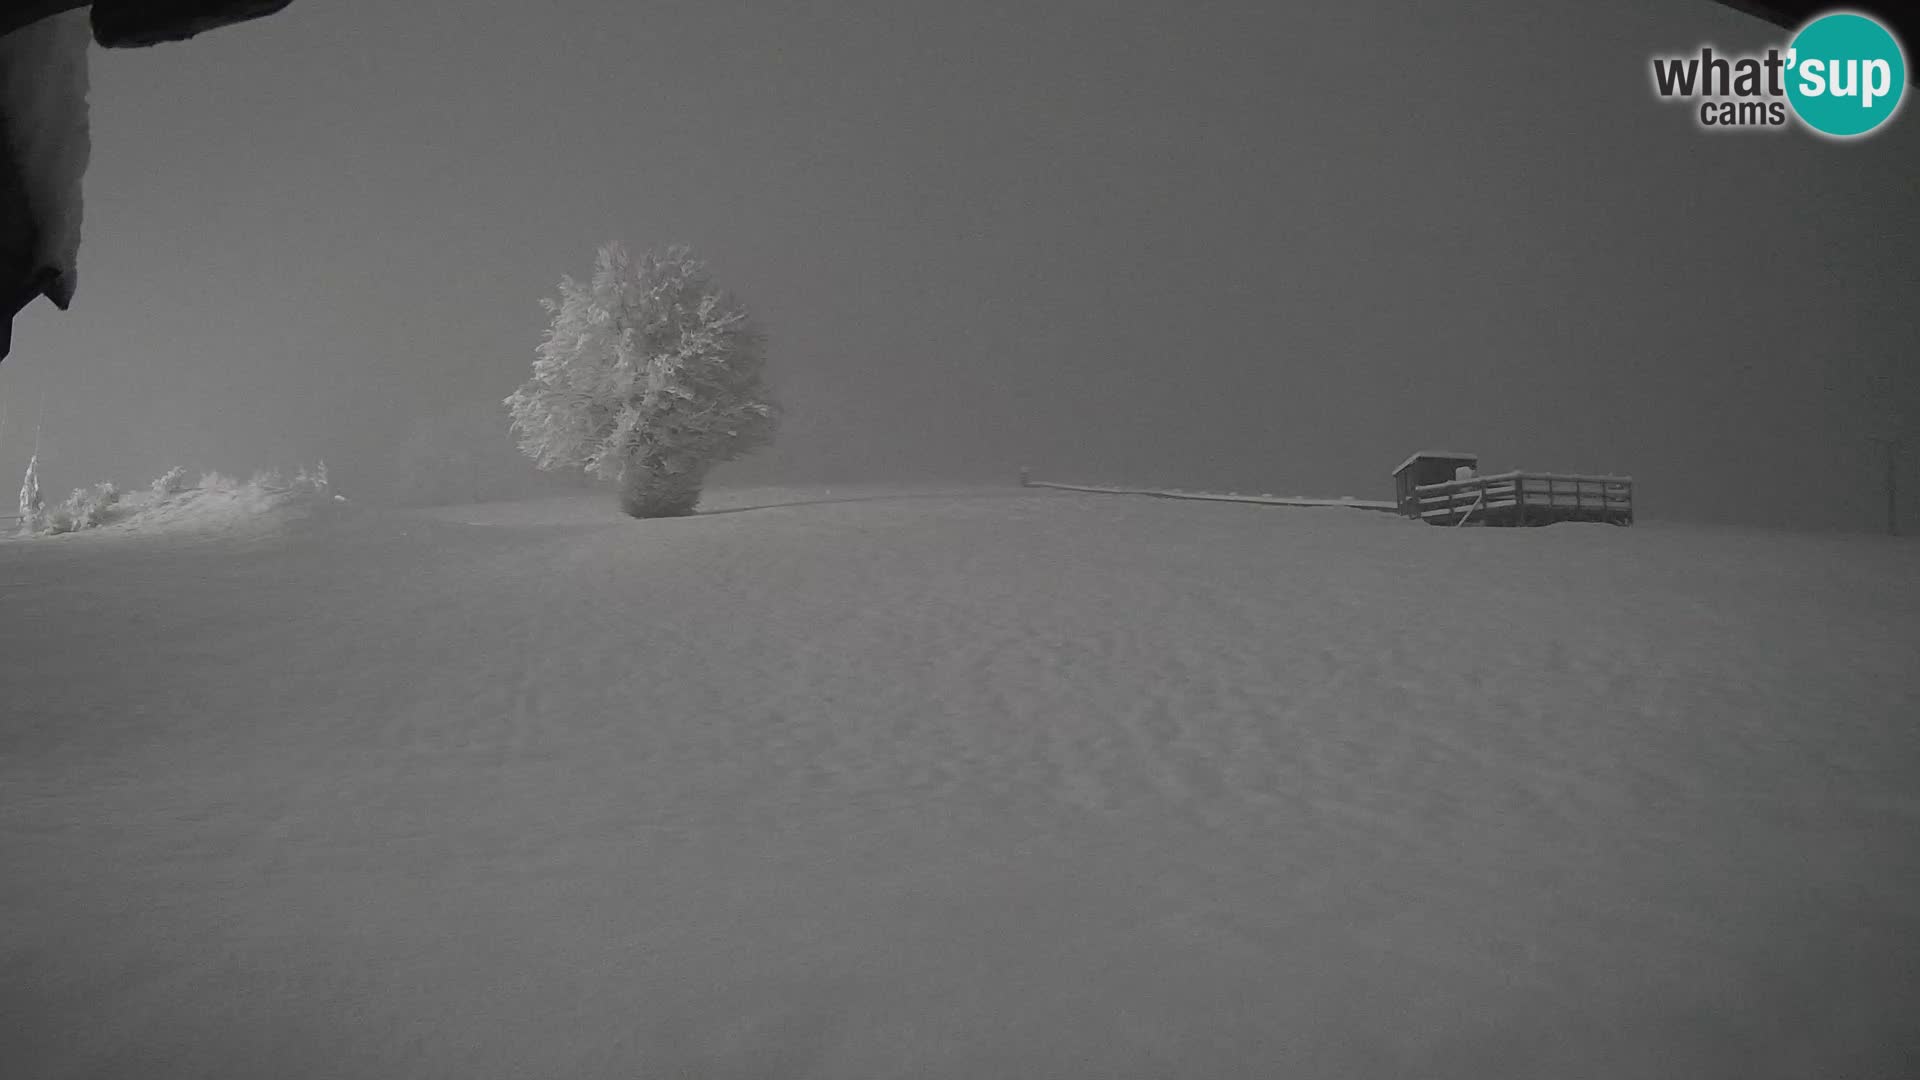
[2,485,1916,1079]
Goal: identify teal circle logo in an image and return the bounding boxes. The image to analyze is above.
[1786,12,1907,137]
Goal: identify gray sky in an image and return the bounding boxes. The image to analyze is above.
[3,0,1915,528]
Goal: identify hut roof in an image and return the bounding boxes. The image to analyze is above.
[1391,450,1479,476]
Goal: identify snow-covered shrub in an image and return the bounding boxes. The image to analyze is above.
[504,242,778,518]
[16,461,333,539]
[290,460,331,496]
[42,482,119,533]
[151,466,189,495]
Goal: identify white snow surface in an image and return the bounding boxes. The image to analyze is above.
[3,485,1917,1079]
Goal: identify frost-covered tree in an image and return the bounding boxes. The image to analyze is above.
[17,453,43,535]
[504,242,778,518]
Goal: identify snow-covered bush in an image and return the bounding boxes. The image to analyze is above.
[15,461,334,539]
[504,242,778,518]
[44,482,118,533]
[290,460,330,495]
[151,466,189,496]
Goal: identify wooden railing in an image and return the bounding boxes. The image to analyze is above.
[1411,471,1633,525]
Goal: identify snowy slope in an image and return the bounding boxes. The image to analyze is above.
[2,486,1916,1079]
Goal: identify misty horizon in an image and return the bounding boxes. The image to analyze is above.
[2,0,1915,530]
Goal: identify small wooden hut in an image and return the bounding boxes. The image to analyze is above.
[1392,451,1480,519]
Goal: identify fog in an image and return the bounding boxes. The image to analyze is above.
[2,0,1915,527]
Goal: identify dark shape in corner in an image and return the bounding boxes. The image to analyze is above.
[0,2,295,362]
[90,1,295,49]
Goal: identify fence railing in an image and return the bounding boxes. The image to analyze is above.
[1412,471,1633,525]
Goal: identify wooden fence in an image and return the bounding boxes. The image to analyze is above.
[1411,471,1633,526]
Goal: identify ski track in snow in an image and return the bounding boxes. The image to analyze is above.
[2,485,1917,1079]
